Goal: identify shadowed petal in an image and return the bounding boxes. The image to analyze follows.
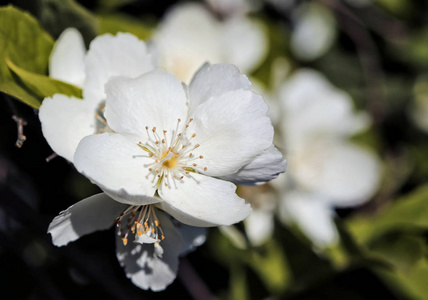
[116,211,185,291]
[48,193,127,246]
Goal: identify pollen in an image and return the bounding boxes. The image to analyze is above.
[115,205,165,246]
[137,118,208,189]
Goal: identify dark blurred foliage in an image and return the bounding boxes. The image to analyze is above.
[1,0,428,299]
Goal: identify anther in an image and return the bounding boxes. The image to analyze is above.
[204,167,208,171]
[152,127,156,132]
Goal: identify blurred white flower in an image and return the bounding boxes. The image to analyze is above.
[290,2,337,61]
[40,28,155,162]
[277,69,381,247]
[73,64,285,227]
[152,3,267,83]
[48,193,206,291]
[204,0,261,17]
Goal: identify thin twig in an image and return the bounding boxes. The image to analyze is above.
[12,115,27,148]
[46,153,58,162]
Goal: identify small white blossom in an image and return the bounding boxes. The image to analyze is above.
[276,69,381,247]
[152,3,267,83]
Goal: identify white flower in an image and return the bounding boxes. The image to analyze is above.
[290,2,337,61]
[40,28,155,162]
[277,69,381,247]
[48,193,206,291]
[152,3,267,83]
[204,0,261,17]
[73,63,285,227]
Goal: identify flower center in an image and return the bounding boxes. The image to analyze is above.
[161,150,178,169]
[114,204,164,246]
[137,118,208,189]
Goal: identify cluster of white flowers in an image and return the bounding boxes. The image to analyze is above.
[41,18,284,290]
[39,0,384,292]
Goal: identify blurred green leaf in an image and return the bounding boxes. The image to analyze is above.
[229,264,249,300]
[99,13,154,41]
[7,0,98,46]
[369,232,426,272]
[96,0,138,13]
[247,240,290,294]
[374,0,413,18]
[276,222,334,292]
[6,59,82,100]
[378,258,428,300]
[39,0,98,46]
[0,5,54,108]
[347,184,428,245]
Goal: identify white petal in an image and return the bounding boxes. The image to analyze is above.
[188,63,251,115]
[293,141,381,207]
[221,17,267,73]
[74,133,160,205]
[48,193,127,247]
[280,192,337,247]
[39,94,96,162]
[83,33,155,102]
[191,89,273,176]
[158,173,252,227]
[205,0,257,17]
[116,210,185,291]
[153,3,223,83]
[221,145,286,185]
[104,70,188,140]
[244,209,274,246]
[134,234,159,245]
[280,69,368,148]
[49,28,85,87]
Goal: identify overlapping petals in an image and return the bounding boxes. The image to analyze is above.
[74,64,284,228]
[40,30,154,162]
[48,193,206,291]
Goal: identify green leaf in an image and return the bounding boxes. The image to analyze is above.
[39,0,98,46]
[377,258,428,300]
[95,0,138,13]
[369,232,426,272]
[6,59,82,99]
[98,13,154,41]
[229,264,249,300]
[0,5,54,108]
[275,221,334,291]
[347,184,428,245]
[7,0,98,46]
[247,240,290,294]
